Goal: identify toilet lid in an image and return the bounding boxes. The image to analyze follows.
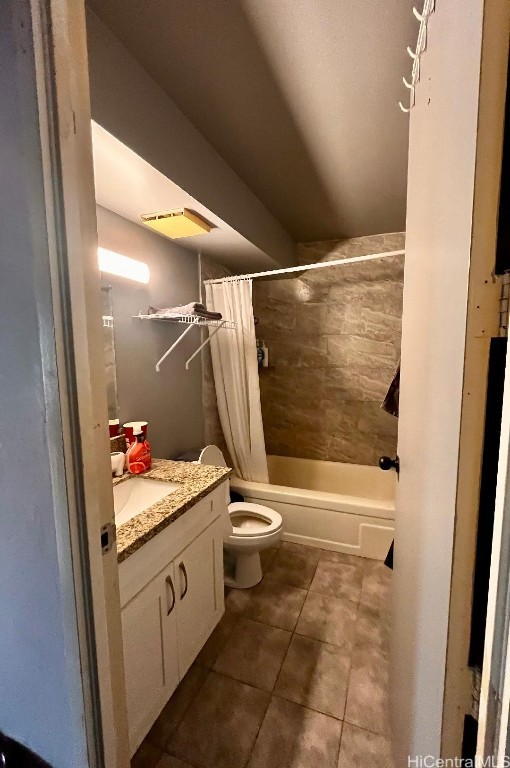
[228,502,282,537]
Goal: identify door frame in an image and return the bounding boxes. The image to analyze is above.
[477,336,510,760]
[30,1,129,765]
[442,0,510,755]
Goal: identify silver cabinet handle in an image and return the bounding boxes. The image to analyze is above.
[179,562,188,599]
[165,574,176,616]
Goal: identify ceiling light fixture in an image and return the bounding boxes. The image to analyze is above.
[98,247,150,284]
[140,208,212,239]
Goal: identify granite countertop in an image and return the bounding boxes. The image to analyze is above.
[114,458,232,563]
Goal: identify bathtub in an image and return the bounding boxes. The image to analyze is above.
[230,455,396,560]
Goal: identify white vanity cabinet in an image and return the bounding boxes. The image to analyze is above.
[118,482,228,755]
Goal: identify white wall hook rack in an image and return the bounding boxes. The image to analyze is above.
[133,312,236,372]
[412,6,426,22]
[399,0,436,113]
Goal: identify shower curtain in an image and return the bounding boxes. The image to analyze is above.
[205,279,269,483]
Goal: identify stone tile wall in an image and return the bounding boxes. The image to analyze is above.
[253,233,404,466]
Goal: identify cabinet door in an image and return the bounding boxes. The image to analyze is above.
[176,517,224,676]
[121,562,179,755]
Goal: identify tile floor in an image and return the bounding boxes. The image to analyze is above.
[132,542,393,768]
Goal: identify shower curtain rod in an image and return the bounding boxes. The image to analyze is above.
[203,249,405,285]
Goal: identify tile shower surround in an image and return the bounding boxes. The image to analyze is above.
[132,542,394,768]
[253,233,404,466]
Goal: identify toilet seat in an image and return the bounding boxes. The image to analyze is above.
[196,444,283,587]
[228,502,282,538]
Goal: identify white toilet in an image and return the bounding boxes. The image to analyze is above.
[198,445,283,588]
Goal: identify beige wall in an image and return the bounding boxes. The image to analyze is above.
[252,233,404,465]
[97,206,205,459]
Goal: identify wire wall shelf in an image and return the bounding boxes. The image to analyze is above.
[133,312,236,330]
[133,312,236,372]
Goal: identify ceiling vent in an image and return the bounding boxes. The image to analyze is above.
[140,208,212,239]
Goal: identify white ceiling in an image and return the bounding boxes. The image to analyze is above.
[87,0,416,242]
[91,122,277,271]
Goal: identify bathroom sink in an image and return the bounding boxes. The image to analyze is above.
[114,477,180,527]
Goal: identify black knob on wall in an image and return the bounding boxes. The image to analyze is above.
[379,455,400,474]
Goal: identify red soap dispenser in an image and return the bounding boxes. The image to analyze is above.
[126,425,152,474]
